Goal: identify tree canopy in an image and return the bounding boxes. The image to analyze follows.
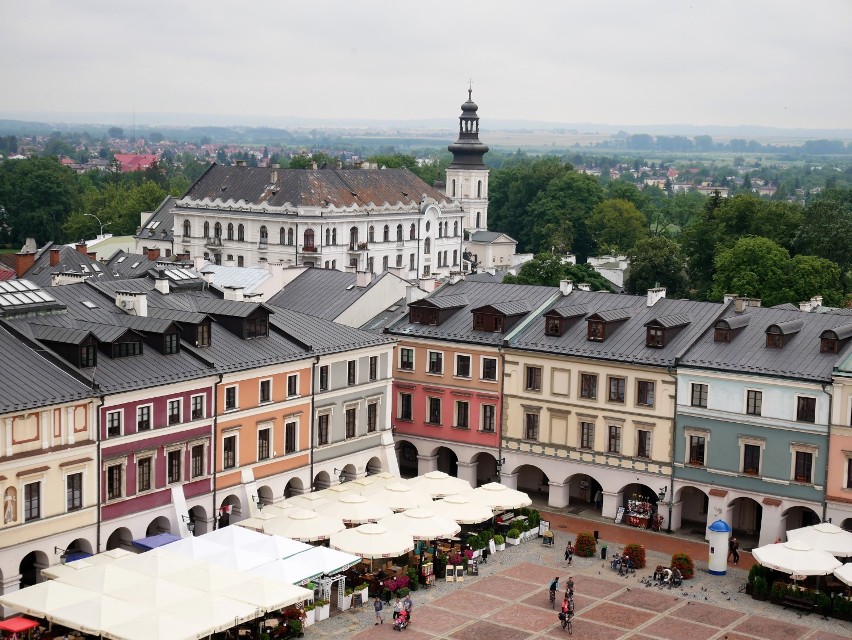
[503,253,612,290]
[625,236,688,297]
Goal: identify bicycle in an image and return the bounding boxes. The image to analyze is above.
[559,611,573,634]
[549,589,556,609]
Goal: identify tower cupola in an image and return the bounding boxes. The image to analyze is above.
[448,88,489,168]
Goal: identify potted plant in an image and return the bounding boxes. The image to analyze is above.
[341,587,354,611]
[406,567,419,592]
[770,580,784,603]
[493,534,505,551]
[315,599,330,621]
[670,552,694,579]
[506,528,521,545]
[623,543,647,569]
[752,576,768,601]
[303,603,316,627]
[357,581,370,601]
[287,619,303,638]
[467,533,482,557]
[575,532,596,557]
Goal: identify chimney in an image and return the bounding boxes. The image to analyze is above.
[154,269,170,295]
[14,251,35,277]
[311,161,318,170]
[734,297,748,313]
[448,272,464,285]
[406,284,427,304]
[235,159,246,167]
[418,277,436,293]
[811,295,823,309]
[115,291,148,316]
[747,298,761,308]
[87,252,97,260]
[577,283,591,292]
[355,271,371,288]
[387,266,407,279]
[75,242,88,255]
[147,247,160,261]
[647,286,667,307]
[49,247,61,267]
[723,293,737,305]
[560,279,574,296]
[799,300,812,312]
[200,270,215,284]
[223,286,244,301]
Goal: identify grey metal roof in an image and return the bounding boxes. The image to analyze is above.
[268,306,394,355]
[147,308,210,324]
[267,269,369,321]
[30,324,93,345]
[469,230,506,243]
[195,264,271,294]
[772,302,799,311]
[388,280,558,346]
[414,294,469,310]
[768,319,804,335]
[87,322,136,343]
[0,325,94,413]
[360,299,408,334]
[647,313,692,329]
[21,243,124,287]
[479,300,531,316]
[681,306,852,381]
[590,307,633,323]
[824,323,852,340]
[718,314,751,330]
[548,304,588,319]
[134,196,177,242]
[121,316,178,333]
[0,279,65,316]
[104,251,159,279]
[511,290,724,367]
[183,165,452,209]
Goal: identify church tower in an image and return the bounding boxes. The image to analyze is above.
[446,89,489,233]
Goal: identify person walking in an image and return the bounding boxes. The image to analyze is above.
[374,596,384,625]
[564,541,574,566]
[565,576,575,597]
[393,597,403,621]
[403,593,413,623]
[728,537,740,565]
[594,489,603,510]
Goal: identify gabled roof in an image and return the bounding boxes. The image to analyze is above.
[475,300,531,317]
[469,230,516,244]
[546,303,587,319]
[413,294,469,310]
[589,307,633,323]
[267,269,371,321]
[30,324,94,345]
[104,250,159,278]
[182,165,452,209]
[87,322,139,343]
[767,319,803,335]
[646,313,691,329]
[121,316,179,334]
[716,314,751,330]
[135,196,176,243]
[20,242,126,287]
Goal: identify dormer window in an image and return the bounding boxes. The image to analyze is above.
[821,337,839,353]
[645,314,691,349]
[411,307,438,325]
[766,331,783,348]
[245,313,268,339]
[164,331,180,355]
[114,339,142,358]
[714,327,730,342]
[646,326,665,348]
[765,319,802,349]
[197,322,211,347]
[79,343,97,368]
[820,324,852,353]
[545,317,562,336]
[588,320,605,341]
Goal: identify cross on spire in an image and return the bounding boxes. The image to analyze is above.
[468,79,473,101]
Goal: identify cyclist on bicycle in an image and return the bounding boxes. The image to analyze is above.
[549,577,559,606]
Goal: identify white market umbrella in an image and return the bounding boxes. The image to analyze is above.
[317,493,393,524]
[834,563,852,586]
[48,595,152,636]
[752,539,842,576]
[262,507,345,542]
[787,521,852,557]
[284,493,332,511]
[379,508,461,541]
[461,482,532,511]
[0,581,94,617]
[315,483,354,501]
[348,475,387,495]
[42,559,95,580]
[102,611,201,640]
[236,504,292,532]
[113,549,203,578]
[367,482,433,512]
[406,471,472,498]
[330,522,415,559]
[431,494,495,524]
[296,545,362,575]
[84,548,134,565]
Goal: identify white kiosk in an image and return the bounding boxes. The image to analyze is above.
[707,519,732,575]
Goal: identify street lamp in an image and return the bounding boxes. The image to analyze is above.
[251,494,264,511]
[181,514,195,534]
[495,457,506,475]
[333,468,347,484]
[54,546,70,564]
[84,213,110,237]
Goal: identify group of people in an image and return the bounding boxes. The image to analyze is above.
[374,593,413,626]
[652,565,683,588]
[549,576,575,624]
[610,552,635,575]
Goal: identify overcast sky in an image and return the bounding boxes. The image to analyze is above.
[1,0,850,130]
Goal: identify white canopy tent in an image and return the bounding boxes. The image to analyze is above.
[366,482,433,512]
[406,470,472,498]
[834,562,852,586]
[315,483,353,502]
[0,581,94,617]
[296,545,361,575]
[109,578,204,609]
[752,539,843,575]
[59,564,149,593]
[47,595,153,636]
[163,535,231,560]
[430,494,495,524]
[379,508,461,541]
[160,594,260,633]
[248,557,322,586]
[284,493,332,511]
[461,482,532,511]
[214,577,313,611]
[262,507,345,541]
[41,559,95,580]
[786,522,852,557]
[113,549,203,578]
[330,523,415,559]
[101,611,203,640]
[348,474,396,495]
[317,493,394,524]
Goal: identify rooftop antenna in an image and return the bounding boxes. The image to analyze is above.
[468,78,473,100]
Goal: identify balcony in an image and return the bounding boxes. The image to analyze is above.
[299,245,318,254]
[348,242,369,253]
[205,236,223,248]
[257,240,268,252]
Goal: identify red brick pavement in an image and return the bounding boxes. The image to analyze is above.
[541,509,757,570]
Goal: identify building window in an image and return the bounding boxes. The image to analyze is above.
[455,401,469,429]
[225,386,237,410]
[191,445,204,478]
[237,256,244,267]
[137,405,151,431]
[191,395,204,420]
[580,422,595,449]
[227,223,234,240]
[580,373,598,400]
[347,360,356,385]
[237,224,245,242]
[714,326,730,342]
[637,430,651,458]
[285,422,297,454]
[794,451,813,483]
[456,354,471,378]
[797,396,816,423]
[689,435,706,465]
[66,473,83,511]
[821,337,839,353]
[400,348,414,371]
[646,327,665,348]
[319,365,329,391]
[168,399,181,425]
[22,481,40,521]
[746,390,762,416]
[345,407,357,439]
[427,397,442,424]
[167,449,182,484]
[258,427,271,460]
[197,323,210,347]
[691,383,708,408]
[318,414,330,445]
[259,379,271,403]
[524,413,539,440]
[164,332,179,355]
[396,254,403,267]
[399,393,413,421]
[545,317,562,336]
[525,366,542,391]
[304,229,315,249]
[409,224,416,241]
[637,381,655,406]
[137,456,152,492]
[223,435,237,469]
[608,377,626,403]
[743,444,760,475]
[481,357,497,381]
[367,403,378,432]
[107,410,122,437]
[481,404,496,432]
[847,458,852,489]
[608,425,622,454]
[428,351,443,375]
[114,340,142,358]
[107,465,122,500]
[369,356,378,381]
[588,320,605,341]
[287,374,298,397]
[245,314,268,339]
[287,228,294,245]
[80,344,97,368]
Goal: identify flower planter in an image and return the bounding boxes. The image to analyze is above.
[495,543,505,552]
[341,594,352,611]
[304,608,315,627]
[316,603,330,621]
[506,537,521,546]
[358,587,369,603]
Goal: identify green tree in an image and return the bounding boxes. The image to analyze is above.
[107,127,124,139]
[503,253,611,290]
[711,237,791,306]
[587,198,647,253]
[680,192,725,299]
[367,154,417,170]
[795,190,852,273]
[787,255,844,307]
[625,236,688,297]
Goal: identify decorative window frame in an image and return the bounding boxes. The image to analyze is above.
[106,409,123,438]
[165,444,184,485]
[426,350,444,376]
[551,367,571,397]
[224,385,239,412]
[744,388,763,416]
[635,379,655,408]
[136,403,153,431]
[738,435,765,476]
[63,468,85,513]
[579,372,598,401]
[454,352,472,379]
[189,440,207,478]
[453,399,470,430]
[259,378,273,404]
[480,356,498,383]
[135,450,157,494]
[256,421,274,461]
[103,458,127,503]
[167,398,182,426]
[789,442,819,484]
[398,346,415,371]
[683,427,710,466]
[606,376,626,404]
[222,432,239,469]
[287,373,299,398]
[794,394,818,423]
[190,394,205,420]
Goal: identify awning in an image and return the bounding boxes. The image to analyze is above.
[131,532,180,551]
[0,616,40,633]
